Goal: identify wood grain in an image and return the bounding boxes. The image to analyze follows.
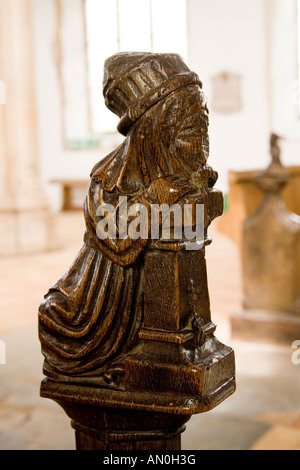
[39,52,235,450]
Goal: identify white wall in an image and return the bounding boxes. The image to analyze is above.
[32,0,299,210]
[186,0,271,193]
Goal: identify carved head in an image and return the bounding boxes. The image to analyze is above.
[102,52,204,136]
[93,52,212,197]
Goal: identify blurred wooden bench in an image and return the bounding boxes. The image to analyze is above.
[217,165,300,253]
[51,179,89,211]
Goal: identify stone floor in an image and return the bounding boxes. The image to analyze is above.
[0,212,299,450]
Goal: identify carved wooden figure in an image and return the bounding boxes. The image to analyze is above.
[39,52,235,450]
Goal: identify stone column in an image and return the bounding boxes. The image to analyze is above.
[0,0,54,255]
[231,134,300,344]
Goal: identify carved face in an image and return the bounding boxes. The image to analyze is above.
[152,84,209,179]
[172,101,209,172]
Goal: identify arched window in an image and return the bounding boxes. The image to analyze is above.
[85,0,188,134]
[58,0,187,149]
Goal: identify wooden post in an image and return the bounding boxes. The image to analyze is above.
[39,52,235,450]
[231,134,300,344]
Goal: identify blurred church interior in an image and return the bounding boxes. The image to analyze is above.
[0,0,300,450]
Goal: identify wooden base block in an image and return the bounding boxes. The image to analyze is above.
[74,424,182,450]
[125,337,235,404]
[40,379,191,450]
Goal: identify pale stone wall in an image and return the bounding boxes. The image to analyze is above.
[0,0,55,255]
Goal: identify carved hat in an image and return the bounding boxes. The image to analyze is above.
[102,52,202,135]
